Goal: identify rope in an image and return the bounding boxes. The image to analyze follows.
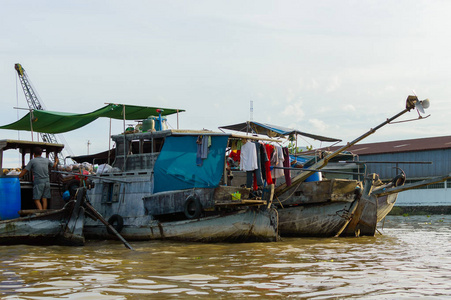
[275,180,304,204]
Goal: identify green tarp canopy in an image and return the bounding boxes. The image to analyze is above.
[0,104,184,134]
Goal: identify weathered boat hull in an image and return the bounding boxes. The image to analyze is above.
[339,174,379,237]
[278,200,358,237]
[377,193,398,223]
[274,178,361,237]
[0,200,85,246]
[341,174,451,237]
[83,168,280,243]
[84,207,279,242]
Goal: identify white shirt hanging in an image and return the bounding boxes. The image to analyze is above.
[240,141,258,171]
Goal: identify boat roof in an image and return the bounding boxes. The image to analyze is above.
[219,121,341,142]
[0,104,185,134]
[0,139,64,153]
[111,129,281,142]
[72,129,282,164]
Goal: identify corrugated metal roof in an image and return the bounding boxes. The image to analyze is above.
[314,135,451,155]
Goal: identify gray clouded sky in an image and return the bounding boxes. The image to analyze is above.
[1,1,450,164]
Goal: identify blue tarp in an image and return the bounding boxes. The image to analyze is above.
[153,135,229,193]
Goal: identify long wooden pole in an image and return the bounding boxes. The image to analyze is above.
[84,202,135,250]
[275,97,419,196]
[123,105,126,171]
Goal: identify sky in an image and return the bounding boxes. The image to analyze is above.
[1,1,451,166]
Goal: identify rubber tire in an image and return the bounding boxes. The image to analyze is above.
[107,214,124,234]
[184,196,202,219]
[393,174,406,187]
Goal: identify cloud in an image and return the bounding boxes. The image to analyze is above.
[308,118,328,132]
[286,89,295,103]
[326,76,341,93]
[341,104,356,112]
[281,102,305,119]
[298,77,320,91]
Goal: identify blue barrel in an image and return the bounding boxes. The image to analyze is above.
[0,177,21,220]
[305,172,322,182]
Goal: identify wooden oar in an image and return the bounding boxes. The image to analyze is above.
[84,201,135,251]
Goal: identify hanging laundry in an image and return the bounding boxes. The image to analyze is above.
[240,140,258,171]
[236,140,243,150]
[196,135,210,166]
[240,140,262,189]
[262,143,273,185]
[196,136,203,166]
[271,145,285,179]
[230,140,238,151]
[282,147,292,186]
[201,136,209,159]
[251,141,264,190]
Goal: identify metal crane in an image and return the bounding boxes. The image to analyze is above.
[14,63,64,162]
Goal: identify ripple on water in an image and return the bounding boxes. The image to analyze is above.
[1,215,451,298]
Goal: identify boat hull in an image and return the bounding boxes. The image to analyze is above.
[377,193,398,223]
[84,207,279,242]
[0,200,85,246]
[278,200,358,237]
[274,178,361,237]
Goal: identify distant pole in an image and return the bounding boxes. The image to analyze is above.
[29,113,34,141]
[16,75,20,141]
[87,140,91,155]
[14,106,34,141]
[250,100,253,121]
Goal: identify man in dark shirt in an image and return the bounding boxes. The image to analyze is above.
[19,147,58,210]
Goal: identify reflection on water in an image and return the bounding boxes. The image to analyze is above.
[1,215,451,299]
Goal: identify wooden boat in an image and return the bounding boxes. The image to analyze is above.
[0,140,87,245]
[0,139,67,210]
[0,186,86,246]
[340,171,451,237]
[81,129,279,243]
[276,179,361,237]
[219,123,367,237]
[0,105,279,243]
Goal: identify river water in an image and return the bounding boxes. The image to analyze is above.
[1,215,451,299]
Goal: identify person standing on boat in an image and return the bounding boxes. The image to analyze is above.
[18,147,58,210]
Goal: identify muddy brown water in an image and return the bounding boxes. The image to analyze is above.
[1,215,451,299]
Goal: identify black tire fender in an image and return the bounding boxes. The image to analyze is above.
[184,195,202,219]
[107,214,124,234]
[392,168,406,187]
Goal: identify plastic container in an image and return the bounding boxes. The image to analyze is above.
[142,117,155,132]
[231,192,241,200]
[154,116,168,131]
[305,172,322,182]
[0,177,21,220]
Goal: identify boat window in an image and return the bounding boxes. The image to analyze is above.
[153,137,165,152]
